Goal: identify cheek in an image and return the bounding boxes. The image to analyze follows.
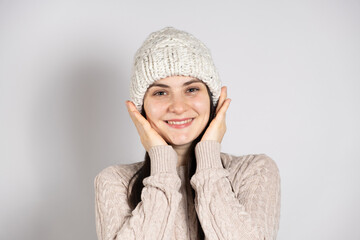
[144,100,166,123]
[192,96,210,119]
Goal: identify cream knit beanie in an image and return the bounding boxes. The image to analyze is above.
[130,26,221,112]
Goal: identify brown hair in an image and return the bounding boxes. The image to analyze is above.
[127,84,217,239]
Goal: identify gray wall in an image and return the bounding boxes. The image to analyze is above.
[1,1,359,239]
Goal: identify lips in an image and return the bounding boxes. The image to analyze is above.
[164,118,194,129]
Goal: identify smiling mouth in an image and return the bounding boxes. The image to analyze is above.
[164,118,194,128]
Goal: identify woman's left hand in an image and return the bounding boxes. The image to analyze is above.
[201,86,231,143]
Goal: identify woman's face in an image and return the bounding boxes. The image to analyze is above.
[143,76,210,146]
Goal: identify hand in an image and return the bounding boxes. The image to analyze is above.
[200,86,231,143]
[125,101,168,152]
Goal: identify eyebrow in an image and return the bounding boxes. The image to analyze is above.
[148,79,203,89]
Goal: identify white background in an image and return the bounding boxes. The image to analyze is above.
[0,0,359,239]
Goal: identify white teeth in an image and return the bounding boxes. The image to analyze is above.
[167,119,193,125]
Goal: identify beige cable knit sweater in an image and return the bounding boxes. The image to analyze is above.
[94,140,281,240]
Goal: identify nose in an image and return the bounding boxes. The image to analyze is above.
[168,94,189,114]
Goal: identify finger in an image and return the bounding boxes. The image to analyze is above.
[216,98,231,118]
[126,107,151,139]
[126,101,149,128]
[215,87,225,113]
[216,86,227,114]
[125,101,139,123]
[125,100,139,114]
[125,101,142,131]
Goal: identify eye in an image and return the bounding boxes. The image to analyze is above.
[153,91,167,96]
[187,87,199,93]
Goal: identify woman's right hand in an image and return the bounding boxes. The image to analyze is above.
[125,100,168,152]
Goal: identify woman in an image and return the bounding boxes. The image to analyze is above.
[94,27,281,240]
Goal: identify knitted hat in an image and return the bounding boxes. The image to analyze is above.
[130,26,221,112]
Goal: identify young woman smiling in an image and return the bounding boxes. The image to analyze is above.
[94,27,281,240]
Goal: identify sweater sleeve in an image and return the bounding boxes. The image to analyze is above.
[190,140,281,240]
[94,145,182,240]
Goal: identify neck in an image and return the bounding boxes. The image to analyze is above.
[172,142,193,167]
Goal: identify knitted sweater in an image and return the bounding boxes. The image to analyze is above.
[94,140,281,240]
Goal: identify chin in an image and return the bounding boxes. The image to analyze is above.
[170,141,193,147]
[166,134,197,146]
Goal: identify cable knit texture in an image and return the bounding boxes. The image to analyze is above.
[130,27,222,112]
[94,140,281,240]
